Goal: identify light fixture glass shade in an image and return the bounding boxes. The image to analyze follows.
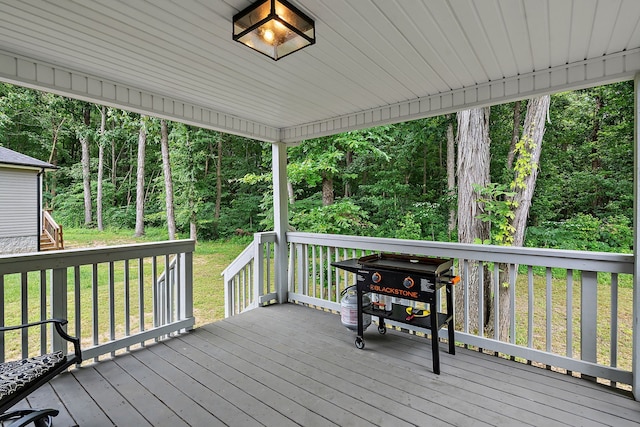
[233,0,315,60]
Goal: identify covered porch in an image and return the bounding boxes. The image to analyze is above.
[0,0,639,424]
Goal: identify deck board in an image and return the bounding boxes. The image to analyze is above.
[9,303,640,427]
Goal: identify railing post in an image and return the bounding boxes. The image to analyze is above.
[272,141,289,304]
[254,233,264,306]
[50,267,67,353]
[179,250,193,330]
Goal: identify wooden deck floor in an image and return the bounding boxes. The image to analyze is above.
[13,303,640,427]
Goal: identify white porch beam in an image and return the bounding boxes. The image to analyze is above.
[0,50,279,143]
[272,142,289,303]
[281,49,640,143]
[633,72,640,401]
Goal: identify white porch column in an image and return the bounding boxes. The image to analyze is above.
[633,73,640,400]
[272,141,289,303]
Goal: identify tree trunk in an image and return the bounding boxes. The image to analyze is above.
[46,118,65,207]
[322,174,334,206]
[97,106,106,231]
[190,198,197,242]
[455,107,491,334]
[446,116,456,238]
[134,117,147,237]
[160,119,177,240]
[215,136,222,220]
[287,180,295,204]
[496,95,551,341]
[510,96,550,247]
[81,103,92,226]
[506,100,522,170]
[345,150,353,197]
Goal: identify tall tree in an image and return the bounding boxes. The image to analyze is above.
[456,107,491,334]
[96,106,106,231]
[80,102,92,226]
[509,96,551,246]
[134,116,147,237]
[160,119,177,240]
[446,115,456,238]
[215,135,223,221]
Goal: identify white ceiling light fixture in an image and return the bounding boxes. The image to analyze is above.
[233,0,315,61]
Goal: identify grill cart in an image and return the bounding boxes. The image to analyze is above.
[333,253,459,374]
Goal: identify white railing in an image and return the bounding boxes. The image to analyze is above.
[285,232,634,388]
[221,232,276,317]
[0,240,194,362]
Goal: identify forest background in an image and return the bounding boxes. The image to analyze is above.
[0,80,634,253]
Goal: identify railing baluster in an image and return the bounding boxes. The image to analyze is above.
[138,257,145,336]
[124,259,130,350]
[327,247,332,302]
[493,263,499,340]
[335,248,340,303]
[611,273,618,368]
[509,264,516,344]
[319,246,325,300]
[92,264,99,361]
[39,270,46,353]
[566,269,573,358]
[21,272,28,359]
[311,245,317,299]
[478,262,484,338]
[152,256,158,329]
[109,261,115,357]
[546,267,552,353]
[527,266,533,349]
[74,266,81,347]
[463,259,469,334]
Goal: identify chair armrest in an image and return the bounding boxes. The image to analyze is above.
[0,318,68,332]
[0,319,81,361]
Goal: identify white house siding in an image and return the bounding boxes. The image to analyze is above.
[0,167,38,254]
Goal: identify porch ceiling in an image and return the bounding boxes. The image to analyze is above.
[0,0,639,143]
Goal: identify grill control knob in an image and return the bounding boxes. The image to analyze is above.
[372,272,382,283]
[403,276,415,289]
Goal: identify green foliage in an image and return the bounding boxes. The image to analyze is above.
[473,183,517,245]
[290,199,374,235]
[395,212,422,240]
[526,213,632,252]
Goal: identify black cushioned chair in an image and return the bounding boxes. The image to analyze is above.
[0,319,82,427]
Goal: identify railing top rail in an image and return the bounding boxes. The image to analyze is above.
[286,232,634,274]
[0,239,196,275]
[221,241,255,278]
[42,209,59,229]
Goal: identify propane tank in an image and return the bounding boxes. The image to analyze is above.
[340,286,372,331]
